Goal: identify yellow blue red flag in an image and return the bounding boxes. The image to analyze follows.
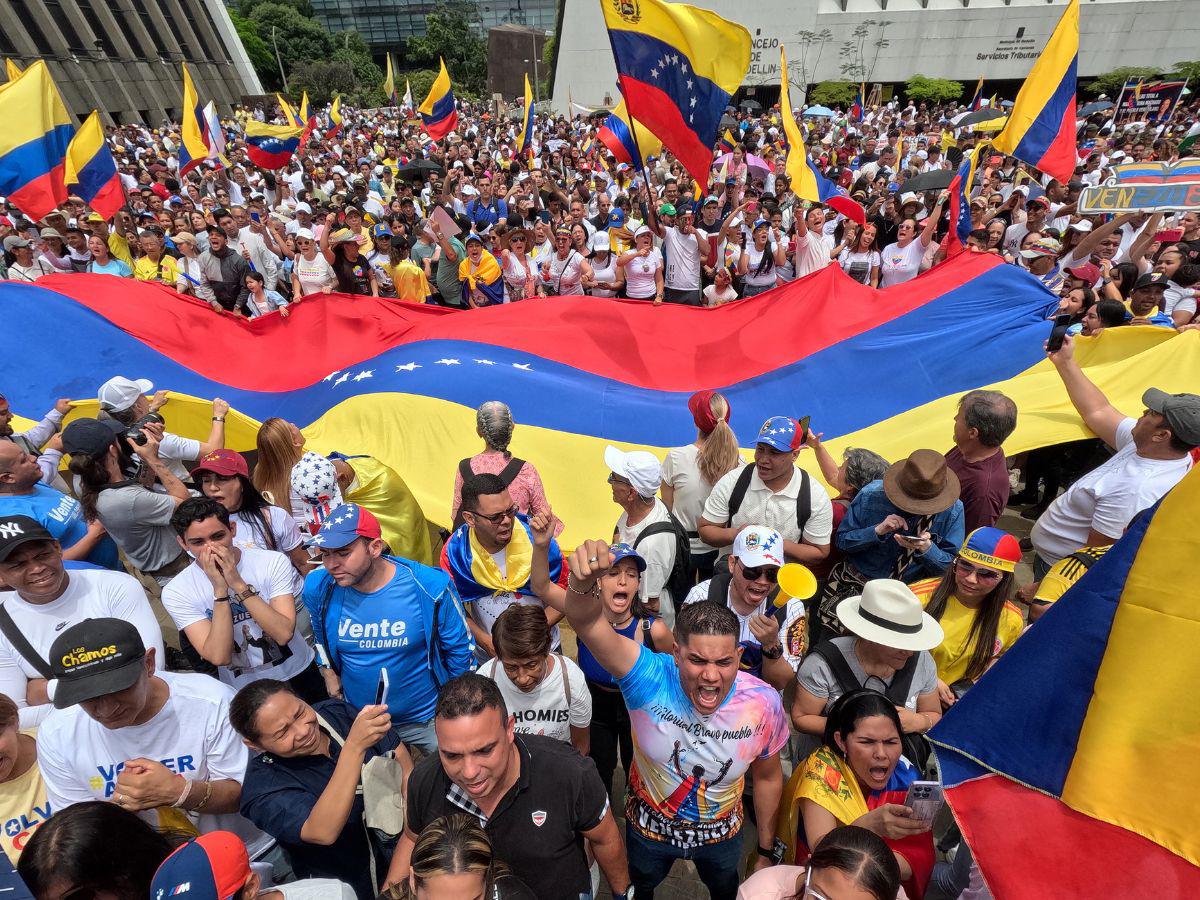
[601,0,750,188]
[299,91,310,124]
[0,61,74,221]
[944,145,982,256]
[596,99,662,169]
[932,466,1200,897]
[4,59,22,81]
[243,120,304,170]
[419,58,458,141]
[64,110,124,221]
[328,95,343,137]
[276,93,303,128]
[517,73,535,158]
[992,0,1078,183]
[969,76,985,111]
[179,63,210,177]
[384,54,397,107]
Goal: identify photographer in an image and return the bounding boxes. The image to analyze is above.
[61,417,191,586]
[97,376,228,485]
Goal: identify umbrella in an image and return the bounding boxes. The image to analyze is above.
[396,159,444,181]
[803,105,835,118]
[1000,100,1015,108]
[900,169,955,193]
[719,114,739,130]
[1080,100,1114,116]
[714,151,771,181]
[950,108,1007,128]
[739,99,762,111]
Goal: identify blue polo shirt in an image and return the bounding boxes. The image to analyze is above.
[240,698,400,897]
[0,483,119,570]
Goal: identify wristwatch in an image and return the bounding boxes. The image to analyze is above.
[233,585,260,602]
[615,887,635,900]
[212,415,226,422]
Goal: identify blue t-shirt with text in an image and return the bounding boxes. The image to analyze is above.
[0,484,119,570]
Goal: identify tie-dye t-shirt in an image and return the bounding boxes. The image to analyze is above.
[618,644,789,846]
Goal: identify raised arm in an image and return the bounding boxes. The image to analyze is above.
[529,509,566,613]
[1046,334,1126,449]
[561,540,641,680]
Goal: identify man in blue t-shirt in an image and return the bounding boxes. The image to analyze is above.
[0,442,118,569]
[303,502,474,754]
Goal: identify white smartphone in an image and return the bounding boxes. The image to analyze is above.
[374,667,390,708]
[903,780,944,825]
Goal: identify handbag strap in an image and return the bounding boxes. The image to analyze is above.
[0,605,52,679]
[555,653,571,707]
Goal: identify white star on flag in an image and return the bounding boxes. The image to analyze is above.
[474,359,495,365]
[395,363,421,372]
[435,359,461,366]
[512,362,533,371]
[323,371,340,382]
[353,370,373,381]
[333,373,350,386]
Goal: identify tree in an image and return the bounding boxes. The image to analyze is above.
[809,81,859,108]
[1084,66,1160,98]
[905,75,963,104]
[788,28,833,107]
[229,10,276,88]
[405,2,487,97]
[541,32,556,99]
[403,69,439,110]
[247,3,335,76]
[839,19,890,84]
[1170,60,1200,84]
[288,60,358,106]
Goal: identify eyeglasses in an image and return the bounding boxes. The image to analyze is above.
[739,564,779,583]
[470,505,518,525]
[954,558,1003,583]
[606,473,632,487]
[801,867,830,900]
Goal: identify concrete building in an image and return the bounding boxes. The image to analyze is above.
[552,0,1200,111]
[310,0,557,50]
[487,24,550,100]
[0,0,261,124]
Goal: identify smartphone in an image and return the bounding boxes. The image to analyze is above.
[374,667,390,707]
[314,643,332,669]
[746,200,758,214]
[1047,313,1073,353]
[250,211,261,223]
[797,415,811,445]
[1154,228,1183,244]
[903,780,945,825]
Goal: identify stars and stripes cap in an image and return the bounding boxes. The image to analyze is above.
[309,502,382,549]
[150,831,250,900]
[756,416,805,452]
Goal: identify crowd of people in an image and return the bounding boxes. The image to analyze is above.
[1,80,1199,900]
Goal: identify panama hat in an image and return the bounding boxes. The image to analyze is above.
[836,579,944,651]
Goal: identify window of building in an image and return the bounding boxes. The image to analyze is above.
[114,6,150,57]
[9,0,56,55]
[179,1,217,62]
[78,1,118,56]
[43,0,87,51]
[128,0,168,54]
[199,2,233,63]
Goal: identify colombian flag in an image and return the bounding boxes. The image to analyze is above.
[0,61,74,222]
[420,58,458,140]
[780,49,865,226]
[517,74,535,159]
[931,468,1200,898]
[5,260,1199,544]
[178,63,210,177]
[943,146,981,256]
[992,0,1078,183]
[243,120,304,170]
[597,99,662,168]
[718,130,736,154]
[969,76,984,111]
[601,0,750,189]
[64,111,124,221]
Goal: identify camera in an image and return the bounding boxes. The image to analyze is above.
[123,412,165,446]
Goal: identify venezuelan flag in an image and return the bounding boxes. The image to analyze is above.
[718,130,736,154]
[517,74,535,158]
[931,468,1200,898]
[850,83,864,122]
[779,49,864,226]
[419,58,458,141]
[64,111,124,221]
[243,120,304,170]
[328,96,343,138]
[0,61,73,222]
[969,76,984,111]
[6,261,1199,545]
[178,63,210,177]
[943,146,981,256]
[601,0,750,189]
[384,54,397,107]
[992,0,1078,183]
[597,99,662,168]
[276,93,303,129]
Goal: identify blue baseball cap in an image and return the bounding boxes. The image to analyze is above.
[151,831,249,900]
[308,502,382,549]
[608,542,647,572]
[756,416,805,452]
[371,223,393,237]
[608,210,626,228]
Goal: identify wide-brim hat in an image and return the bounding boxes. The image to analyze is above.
[882,449,960,516]
[837,579,944,652]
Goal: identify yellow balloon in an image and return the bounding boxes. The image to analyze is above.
[775,563,817,605]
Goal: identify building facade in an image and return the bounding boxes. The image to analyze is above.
[487,25,550,100]
[0,0,261,124]
[309,0,557,49]
[552,0,1200,111]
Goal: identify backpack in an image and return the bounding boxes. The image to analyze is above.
[725,464,811,535]
[631,511,692,606]
[452,456,526,529]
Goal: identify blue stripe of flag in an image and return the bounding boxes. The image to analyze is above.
[1012,57,1076,165]
[0,124,76,196]
[423,91,456,123]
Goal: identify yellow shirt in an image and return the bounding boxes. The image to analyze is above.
[107,232,133,266]
[912,578,1024,685]
[133,254,181,283]
[0,730,50,863]
[389,258,431,303]
[1034,546,1108,605]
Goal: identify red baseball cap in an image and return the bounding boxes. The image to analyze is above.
[150,831,249,900]
[192,449,249,479]
[1064,262,1101,283]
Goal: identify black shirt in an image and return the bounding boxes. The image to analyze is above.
[406,733,609,900]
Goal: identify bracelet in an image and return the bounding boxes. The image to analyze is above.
[190,779,214,812]
[172,777,193,809]
[566,580,598,598]
[212,416,225,422]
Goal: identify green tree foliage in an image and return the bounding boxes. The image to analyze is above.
[229,11,276,88]
[541,33,556,98]
[247,3,335,76]
[1084,66,1161,97]
[1172,60,1200,84]
[904,75,963,104]
[405,3,487,97]
[809,81,859,108]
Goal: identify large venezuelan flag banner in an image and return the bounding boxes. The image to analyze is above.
[3,257,1199,545]
[930,468,1200,897]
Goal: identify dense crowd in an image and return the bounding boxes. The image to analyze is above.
[0,84,1199,900]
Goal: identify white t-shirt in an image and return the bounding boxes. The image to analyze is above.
[702,465,834,561]
[467,551,561,661]
[37,670,272,856]
[1003,221,1031,257]
[793,230,832,279]
[162,547,313,689]
[158,432,202,484]
[615,499,677,618]
[293,252,335,296]
[878,240,927,287]
[1031,418,1193,563]
[661,443,719,555]
[478,653,591,744]
[838,249,881,285]
[273,881,356,900]
[230,506,307,595]
[703,283,739,306]
[623,247,664,299]
[682,579,808,673]
[662,226,707,290]
[0,569,166,728]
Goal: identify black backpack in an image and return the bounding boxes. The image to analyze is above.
[452,456,526,529]
[725,464,811,534]
[632,511,692,606]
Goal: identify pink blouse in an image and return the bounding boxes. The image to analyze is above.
[450,449,553,525]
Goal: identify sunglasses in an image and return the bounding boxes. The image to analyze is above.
[606,473,632,487]
[469,505,518,525]
[954,558,1003,583]
[802,867,830,900]
[739,564,779,583]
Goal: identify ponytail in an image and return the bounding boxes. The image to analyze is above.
[695,393,740,486]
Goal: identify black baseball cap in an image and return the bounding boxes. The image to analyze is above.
[1133,272,1169,291]
[61,418,124,458]
[0,515,56,562]
[49,618,147,709]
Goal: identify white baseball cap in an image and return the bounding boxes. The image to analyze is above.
[590,231,611,251]
[97,376,153,413]
[732,526,784,569]
[604,445,662,499]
